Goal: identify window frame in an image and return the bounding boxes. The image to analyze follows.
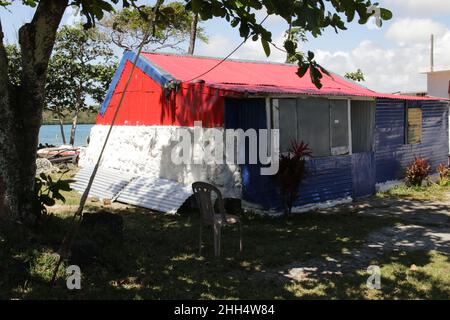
[405,105,423,145]
[271,97,353,158]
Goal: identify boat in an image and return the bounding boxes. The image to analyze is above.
[37,145,80,164]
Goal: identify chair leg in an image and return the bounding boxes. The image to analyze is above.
[199,223,203,256]
[239,221,243,253]
[217,226,221,257]
[213,223,221,257]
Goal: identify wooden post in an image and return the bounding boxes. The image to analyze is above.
[348,99,353,155]
[431,34,434,72]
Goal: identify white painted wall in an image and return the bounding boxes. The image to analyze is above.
[427,70,450,151]
[79,125,242,198]
[427,70,450,99]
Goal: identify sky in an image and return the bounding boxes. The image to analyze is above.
[1,0,450,93]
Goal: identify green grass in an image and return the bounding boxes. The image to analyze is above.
[377,183,450,202]
[48,167,100,207]
[1,208,403,299]
[1,174,449,299]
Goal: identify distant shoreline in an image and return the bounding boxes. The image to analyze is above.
[42,109,97,125]
[41,121,96,125]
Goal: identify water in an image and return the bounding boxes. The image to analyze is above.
[39,124,93,147]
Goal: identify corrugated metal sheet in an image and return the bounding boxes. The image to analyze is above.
[352,152,376,198]
[99,50,175,116]
[239,156,353,210]
[72,167,134,200]
[115,177,193,214]
[72,167,193,213]
[143,52,442,101]
[374,99,449,183]
[296,156,353,207]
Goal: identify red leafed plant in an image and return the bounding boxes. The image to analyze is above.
[275,140,312,216]
[437,163,450,185]
[405,157,431,187]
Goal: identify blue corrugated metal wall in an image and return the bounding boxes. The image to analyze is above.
[225,98,448,211]
[352,152,376,198]
[225,98,353,210]
[374,99,449,183]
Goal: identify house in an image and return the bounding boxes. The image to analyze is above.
[75,51,449,214]
[426,69,450,100]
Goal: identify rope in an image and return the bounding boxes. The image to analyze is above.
[186,15,269,83]
[49,0,165,289]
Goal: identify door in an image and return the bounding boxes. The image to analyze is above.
[351,100,376,198]
[224,98,272,207]
[352,152,376,198]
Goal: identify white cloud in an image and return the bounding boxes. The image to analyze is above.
[200,28,450,93]
[366,16,382,30]
[385,18,447,44]
[64,5,83,26]
[385,0,450,15]
[316,29,450,93]
[197,15,450,95]
[197,33,288,63]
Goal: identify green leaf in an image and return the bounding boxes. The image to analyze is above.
[319,65,331,77]
[284,39,296,54]
[191,0,201,13]
[41,196,56,207]
[58,180,73,192]
[296,64,309,77]
[261,39,271,57]
[380,8,393,20]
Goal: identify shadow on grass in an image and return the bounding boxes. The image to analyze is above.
[0,204,449,299]
[296,250,450,300]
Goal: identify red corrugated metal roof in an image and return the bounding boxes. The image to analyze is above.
[142,53,440,101]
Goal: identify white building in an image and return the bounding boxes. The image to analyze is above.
[426,69,450,100]
[426,69,450,150]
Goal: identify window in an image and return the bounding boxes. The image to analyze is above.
[276,98,349,157]
[406,107,422,144]
[330,100,350,155]
[351,100,375,153]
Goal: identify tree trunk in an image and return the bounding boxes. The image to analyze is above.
[0,22,24,219]
[58,114,67,145]
[0,176,7,218]
[70,89,83,146]
[69,113,78,146]
[0,0,68,221]
[188,13,199,55]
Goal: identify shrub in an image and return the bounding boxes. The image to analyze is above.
[275,141,312,216]
[437,163,450,185]
[33,171,73,221]
[405,157,430,187]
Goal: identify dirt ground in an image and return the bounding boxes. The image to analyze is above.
[258,195,450,283]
